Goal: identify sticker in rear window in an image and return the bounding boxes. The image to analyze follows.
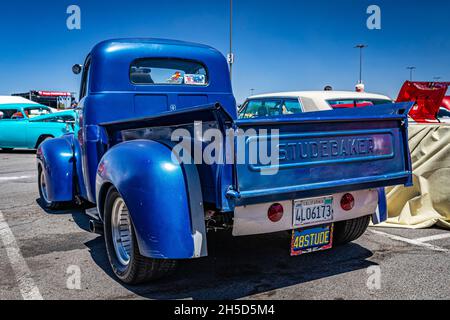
[167,71,183,84]
[184,74,206,85]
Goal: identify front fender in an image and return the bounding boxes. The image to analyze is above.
[36,135,74,202]
[96,139,206,259]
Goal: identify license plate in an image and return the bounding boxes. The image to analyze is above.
[293,196,333,227]
[290,224,334,256]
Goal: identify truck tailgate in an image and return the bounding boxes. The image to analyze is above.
[231,103,413,206]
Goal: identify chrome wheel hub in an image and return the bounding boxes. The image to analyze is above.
[40,171,49,203]
[111,197,133,266]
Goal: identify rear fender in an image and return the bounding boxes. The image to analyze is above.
[372,188,388,224]
[96,139,207,259]
[36,135,75,202]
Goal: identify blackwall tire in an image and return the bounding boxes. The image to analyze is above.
[333,215,371,245]
[103,186,177,284]
[38,166,65,210]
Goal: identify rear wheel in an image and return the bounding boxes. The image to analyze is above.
[38,166,66,210]
[333,215,371,245]
[104,187,177,284]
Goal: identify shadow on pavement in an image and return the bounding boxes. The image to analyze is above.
[36,198,90,231]
[85,230,376,300]
[0,149,36,154]
[36,199,376,300]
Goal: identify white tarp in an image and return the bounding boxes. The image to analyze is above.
[379,123,450,229]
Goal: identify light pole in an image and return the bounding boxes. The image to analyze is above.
[406,66,416,81]
[354,44,367,84]
[227,0,234,80]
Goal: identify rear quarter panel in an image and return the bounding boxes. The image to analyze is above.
[27,121,67,148]
[0,119,28,148]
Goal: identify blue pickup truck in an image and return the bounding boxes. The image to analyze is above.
[37,38,412,284]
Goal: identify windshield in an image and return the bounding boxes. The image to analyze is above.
[239,98,303,119]
[24,106,52,118]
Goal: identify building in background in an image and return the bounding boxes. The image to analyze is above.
[12,90,75,109]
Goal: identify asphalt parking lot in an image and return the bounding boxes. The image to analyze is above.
[0,150,449,300]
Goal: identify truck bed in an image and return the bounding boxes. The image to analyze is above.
[233,103,412,205]
[100,102,413,208]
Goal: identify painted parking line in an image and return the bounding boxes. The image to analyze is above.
[414,233,450,243]
[0,210,43,300]
[370,229,449,253]
[0,175,35,182]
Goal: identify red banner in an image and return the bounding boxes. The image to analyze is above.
[38,91,72,97]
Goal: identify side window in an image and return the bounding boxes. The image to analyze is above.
[0,109,22,119]
[282,99,303,115]
[328,99,356,108]
[240,100,263,119]
[239,99,282,118]
[328,99,393,109]
[79,59,91,100]
[264,100,283,116]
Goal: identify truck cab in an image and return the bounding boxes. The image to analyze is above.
[37,39,412,284]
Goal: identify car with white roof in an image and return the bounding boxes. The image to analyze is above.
[238,91,394,118]
[0,96,75,151]
[238,90,398,253]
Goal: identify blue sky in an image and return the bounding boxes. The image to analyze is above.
[0,0,449,103]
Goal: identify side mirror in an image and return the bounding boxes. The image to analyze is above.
[72,64,83,75]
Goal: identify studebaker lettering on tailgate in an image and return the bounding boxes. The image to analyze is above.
[247,131,393,172]
[36,38,413,284]
[277,135,386,163]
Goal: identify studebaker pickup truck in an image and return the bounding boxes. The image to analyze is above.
[37,38,413,284]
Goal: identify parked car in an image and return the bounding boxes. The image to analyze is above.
[396,81,450,123]
[37,38,413,284]
[438,96,450,121]
[238,91,393,118]
[243,84,450,124]
[0,96,75,151]
[441,96,450,111]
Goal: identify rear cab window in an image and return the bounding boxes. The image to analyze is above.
[130,58,208,86]
[239,98,303,119]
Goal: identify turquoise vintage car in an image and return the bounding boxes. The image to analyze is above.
[0,97,75,151]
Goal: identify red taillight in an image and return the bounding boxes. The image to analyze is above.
[268,203,284,222]
[340,193,355,211]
